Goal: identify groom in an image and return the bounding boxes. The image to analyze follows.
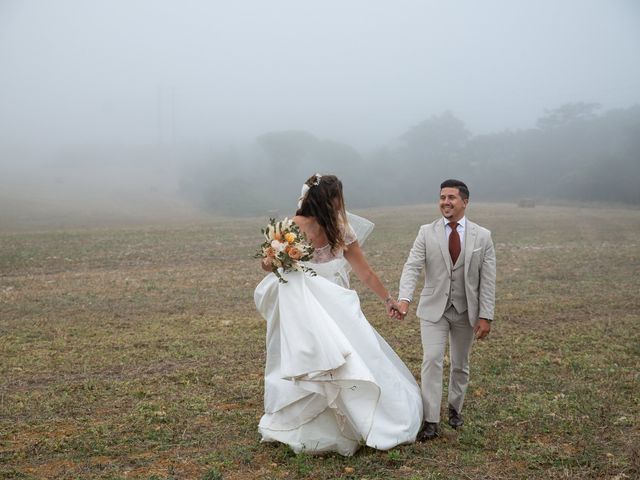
[395,179,496,441]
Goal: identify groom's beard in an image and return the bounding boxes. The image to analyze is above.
[441,207,453,218]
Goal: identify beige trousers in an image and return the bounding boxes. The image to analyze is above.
[419,306,475,423]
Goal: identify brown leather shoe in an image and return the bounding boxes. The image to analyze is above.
[417,422,439,441]
[448,406,463,429]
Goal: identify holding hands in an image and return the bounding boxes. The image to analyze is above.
[385,298,408,320]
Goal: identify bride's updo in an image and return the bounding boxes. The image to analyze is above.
[296,174,347,254]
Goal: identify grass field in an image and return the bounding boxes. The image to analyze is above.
[1,203,639,479]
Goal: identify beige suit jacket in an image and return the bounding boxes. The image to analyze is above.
[398,218,496,326]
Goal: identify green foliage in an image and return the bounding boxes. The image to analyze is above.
[386,449,401,462]
[290,452,312,477]
[201,468,224,480]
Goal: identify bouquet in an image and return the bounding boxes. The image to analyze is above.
[255,218,316,283]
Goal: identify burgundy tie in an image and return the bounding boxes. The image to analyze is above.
[448,221,461,264]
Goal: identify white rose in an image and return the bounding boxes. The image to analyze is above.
[271,240,286,252]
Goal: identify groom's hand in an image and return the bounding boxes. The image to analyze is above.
[396,300,409,319]
[474,318,491,340]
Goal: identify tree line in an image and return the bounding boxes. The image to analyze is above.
[180,103,640,214]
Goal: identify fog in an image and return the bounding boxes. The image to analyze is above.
[1,0,639,224]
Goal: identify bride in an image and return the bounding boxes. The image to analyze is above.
[254,174,423,456]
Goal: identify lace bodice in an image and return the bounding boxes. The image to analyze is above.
[310,223,358,264]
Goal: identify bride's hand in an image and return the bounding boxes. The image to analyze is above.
[261,257,273,272]
[385,299,404,319]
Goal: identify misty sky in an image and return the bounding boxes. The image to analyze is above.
[1,0,639,152]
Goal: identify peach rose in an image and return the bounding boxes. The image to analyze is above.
[287,246,302,260]
[265,246,276,258]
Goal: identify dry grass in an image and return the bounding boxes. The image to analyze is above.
[1,203,639,479]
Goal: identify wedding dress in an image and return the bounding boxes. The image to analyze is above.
[254,213,423,455]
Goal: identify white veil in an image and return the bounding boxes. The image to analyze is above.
[346,212,374,246]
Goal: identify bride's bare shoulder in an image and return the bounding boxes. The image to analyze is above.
[294,215,319,228]
[292,214,307,225]
[293,216,322,243]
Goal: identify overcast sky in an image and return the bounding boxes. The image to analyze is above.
[1,0,639,152]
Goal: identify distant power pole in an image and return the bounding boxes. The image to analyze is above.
[157,86,164,146]
[171,86,176,146]
[156,86,177,146]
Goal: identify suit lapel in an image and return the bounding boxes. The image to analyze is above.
[435,220,452,273]
[464,220,477,275]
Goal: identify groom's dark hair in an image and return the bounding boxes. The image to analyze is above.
[440,179,469,200]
